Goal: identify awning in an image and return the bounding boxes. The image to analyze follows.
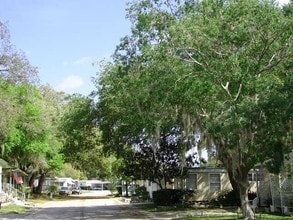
[13,172,23,184]
[9,168,27,185]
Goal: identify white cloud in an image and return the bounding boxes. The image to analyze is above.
[74,56,95,65]
[55,75,84,92]
[62,56,96,67]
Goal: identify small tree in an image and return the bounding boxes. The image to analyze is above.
[126,129,197,189]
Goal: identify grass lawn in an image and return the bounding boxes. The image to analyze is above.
[255,213,293,219]
[0,193,67,215]
[179,212,293,219]
[181,217,237,220]
[0,204,30,214]
[138,204,293,219]
[27,193,89,203]
[139,203,194,212]
[27,193,54,203]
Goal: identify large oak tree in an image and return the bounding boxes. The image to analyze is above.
[96,1,292,218]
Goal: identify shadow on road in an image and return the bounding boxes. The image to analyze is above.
[0,197,151,220]
[0,204,148,220]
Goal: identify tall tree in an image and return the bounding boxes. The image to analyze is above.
[3,84,64,193]
[166,2,292,217]
[1,21,64,193]
[32,85,65,193]
[0,21,39,150]
[96,0,292,218]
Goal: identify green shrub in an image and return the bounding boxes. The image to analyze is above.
[48,185,58,194]
[134,186,149,200]
[211,189,240,206]
[19,184,31,193]
[153,189,191,206]
[211,189,257,207]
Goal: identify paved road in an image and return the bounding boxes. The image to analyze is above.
[1,196,153,220]
[0,191,236,220]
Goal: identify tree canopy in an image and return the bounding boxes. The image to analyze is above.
[95,0,292,218]
[59,94,118,179]
[0,21,65,193]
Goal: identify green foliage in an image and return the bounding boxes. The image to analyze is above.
[134,186,149,200]
[120,130,194,188]
[1,20,65,186]
[48,185,58,193]
[0,79,18,143]
[95,0,292,218]
[211,189,241,207]
[47,154,64,173]
[59,94,119,179]
[18,184,31,194]
[56,163,85,179]
[0,21,68,197]
[210,189,258,207]
[153,189,190,206]
[0,204,29,214]
[3,84,60,171]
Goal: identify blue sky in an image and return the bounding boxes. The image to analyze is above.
[0,0,131,95]
[0,0,289,95]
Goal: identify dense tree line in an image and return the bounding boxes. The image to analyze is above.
[0,21,65,193]
[0,20,120,192]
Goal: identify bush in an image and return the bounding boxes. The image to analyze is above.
[211,189,257,207]
[211,189,240,206]
[134,186,149,200]
[48,185,59,194]
[116,186,122,196]
[153,189,191,206]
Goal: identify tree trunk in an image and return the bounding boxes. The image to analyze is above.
[28,171,38,193]
[28,171,37,188]
[226,166,254,219]
[158,179,163,189]
[215,138,254,219]
[226,167,240,193]
[239,183,254,220]
[36,173,46,194]
[164,177,167,189]
[125,181,129,197]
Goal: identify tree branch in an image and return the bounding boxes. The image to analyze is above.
[221,81,232,98]
[175,72,193,86]
[185,51,203,66]
[234,83,242,102]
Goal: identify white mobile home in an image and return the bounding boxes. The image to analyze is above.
[79,180,111,190]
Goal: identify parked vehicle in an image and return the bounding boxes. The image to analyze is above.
[72,187,82,195]
[59,186,71,196]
